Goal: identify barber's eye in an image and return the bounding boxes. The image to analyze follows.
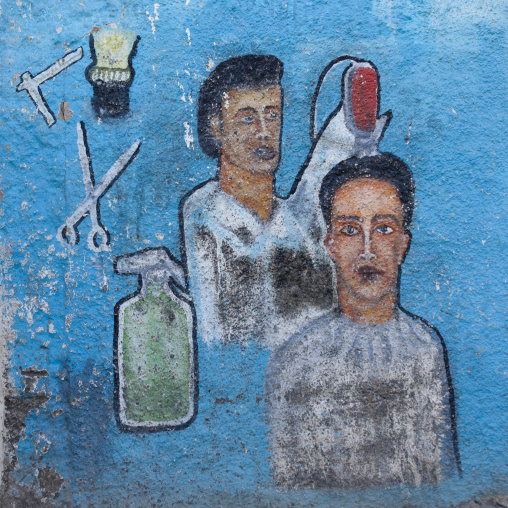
[266,111,280,121]
[239,115,255,124]
[375,225,394,235]
[339,225,358,236]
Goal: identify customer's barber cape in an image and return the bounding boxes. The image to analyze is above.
[182,108,354,348]
[265,308,459,488]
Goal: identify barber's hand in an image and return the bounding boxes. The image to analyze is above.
[373,111,391,143]
[166,257,187,290]
[315,106,356,159]
[354,110,392,157]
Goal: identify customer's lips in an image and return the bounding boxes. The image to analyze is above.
[357,265,383,282]
[253,146,277,160]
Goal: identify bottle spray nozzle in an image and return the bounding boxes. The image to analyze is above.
[114,247,186,289]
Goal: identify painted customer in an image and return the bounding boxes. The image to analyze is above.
[265,153,461,488]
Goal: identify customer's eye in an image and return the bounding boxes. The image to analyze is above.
[340,225,359,236]
[375,225,394,235]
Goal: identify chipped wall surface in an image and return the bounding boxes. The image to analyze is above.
[0,0,507,506]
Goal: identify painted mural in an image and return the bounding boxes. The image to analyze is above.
[182,56,390,348]
[113,247,197,432]
[1,1,507,506]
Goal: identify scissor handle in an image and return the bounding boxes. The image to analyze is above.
[57,223,78,246]
[87,224,110,252]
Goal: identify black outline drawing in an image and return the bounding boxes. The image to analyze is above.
[112,247,198,433]
[402,308,462,474]
[16,47,84,127]
[57,121,141,252]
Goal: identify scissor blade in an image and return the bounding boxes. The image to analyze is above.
[91,139,141,200]
[77,122,94,194]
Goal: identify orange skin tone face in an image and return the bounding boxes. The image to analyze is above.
[212,86,282,221]
[325,178,410,325]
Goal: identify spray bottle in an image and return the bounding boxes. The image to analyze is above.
[113,247,197,432]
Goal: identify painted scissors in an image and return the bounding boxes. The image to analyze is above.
[57,121,141,252]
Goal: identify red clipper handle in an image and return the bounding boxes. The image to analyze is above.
[351,65,379,132]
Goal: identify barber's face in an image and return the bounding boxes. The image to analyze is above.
[325,178,410,303]
[212,85,282,175]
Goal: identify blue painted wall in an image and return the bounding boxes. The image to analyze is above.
[1,0,506,505]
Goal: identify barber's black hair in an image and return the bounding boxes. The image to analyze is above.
[197,54,284,159]
[319,153,415,233]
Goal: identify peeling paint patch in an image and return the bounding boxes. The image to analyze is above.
[0,242,22,491]
[20,366,49,394]
[147,4,160,34]
[56,101,73,121]
[37,465,64,498]
[3,395,50,493]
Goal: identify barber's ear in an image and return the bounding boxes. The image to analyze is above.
[210,116,222,142]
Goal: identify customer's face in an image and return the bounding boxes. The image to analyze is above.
[325,178,409,303]
[212,85,282,174]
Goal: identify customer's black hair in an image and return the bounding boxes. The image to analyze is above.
[319,153,415,233]
[197,54,284,159]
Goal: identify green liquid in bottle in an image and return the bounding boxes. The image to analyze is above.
[122,283,191,423]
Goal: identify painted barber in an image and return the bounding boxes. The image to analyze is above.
[265,153,461,488]
[181,54,389,347]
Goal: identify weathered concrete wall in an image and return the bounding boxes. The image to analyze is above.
[1,0,507,506]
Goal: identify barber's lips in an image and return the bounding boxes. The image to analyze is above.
[357,265,383,282]
[253,146,277,160]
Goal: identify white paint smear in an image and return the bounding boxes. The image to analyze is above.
[183,122,194,148]
[147,3,160,34]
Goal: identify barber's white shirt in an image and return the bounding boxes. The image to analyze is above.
[182,108,355,348]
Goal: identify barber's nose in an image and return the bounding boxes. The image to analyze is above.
[255,116,272,139]
[359,231,376,261]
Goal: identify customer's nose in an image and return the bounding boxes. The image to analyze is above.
[359,229,376,261]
